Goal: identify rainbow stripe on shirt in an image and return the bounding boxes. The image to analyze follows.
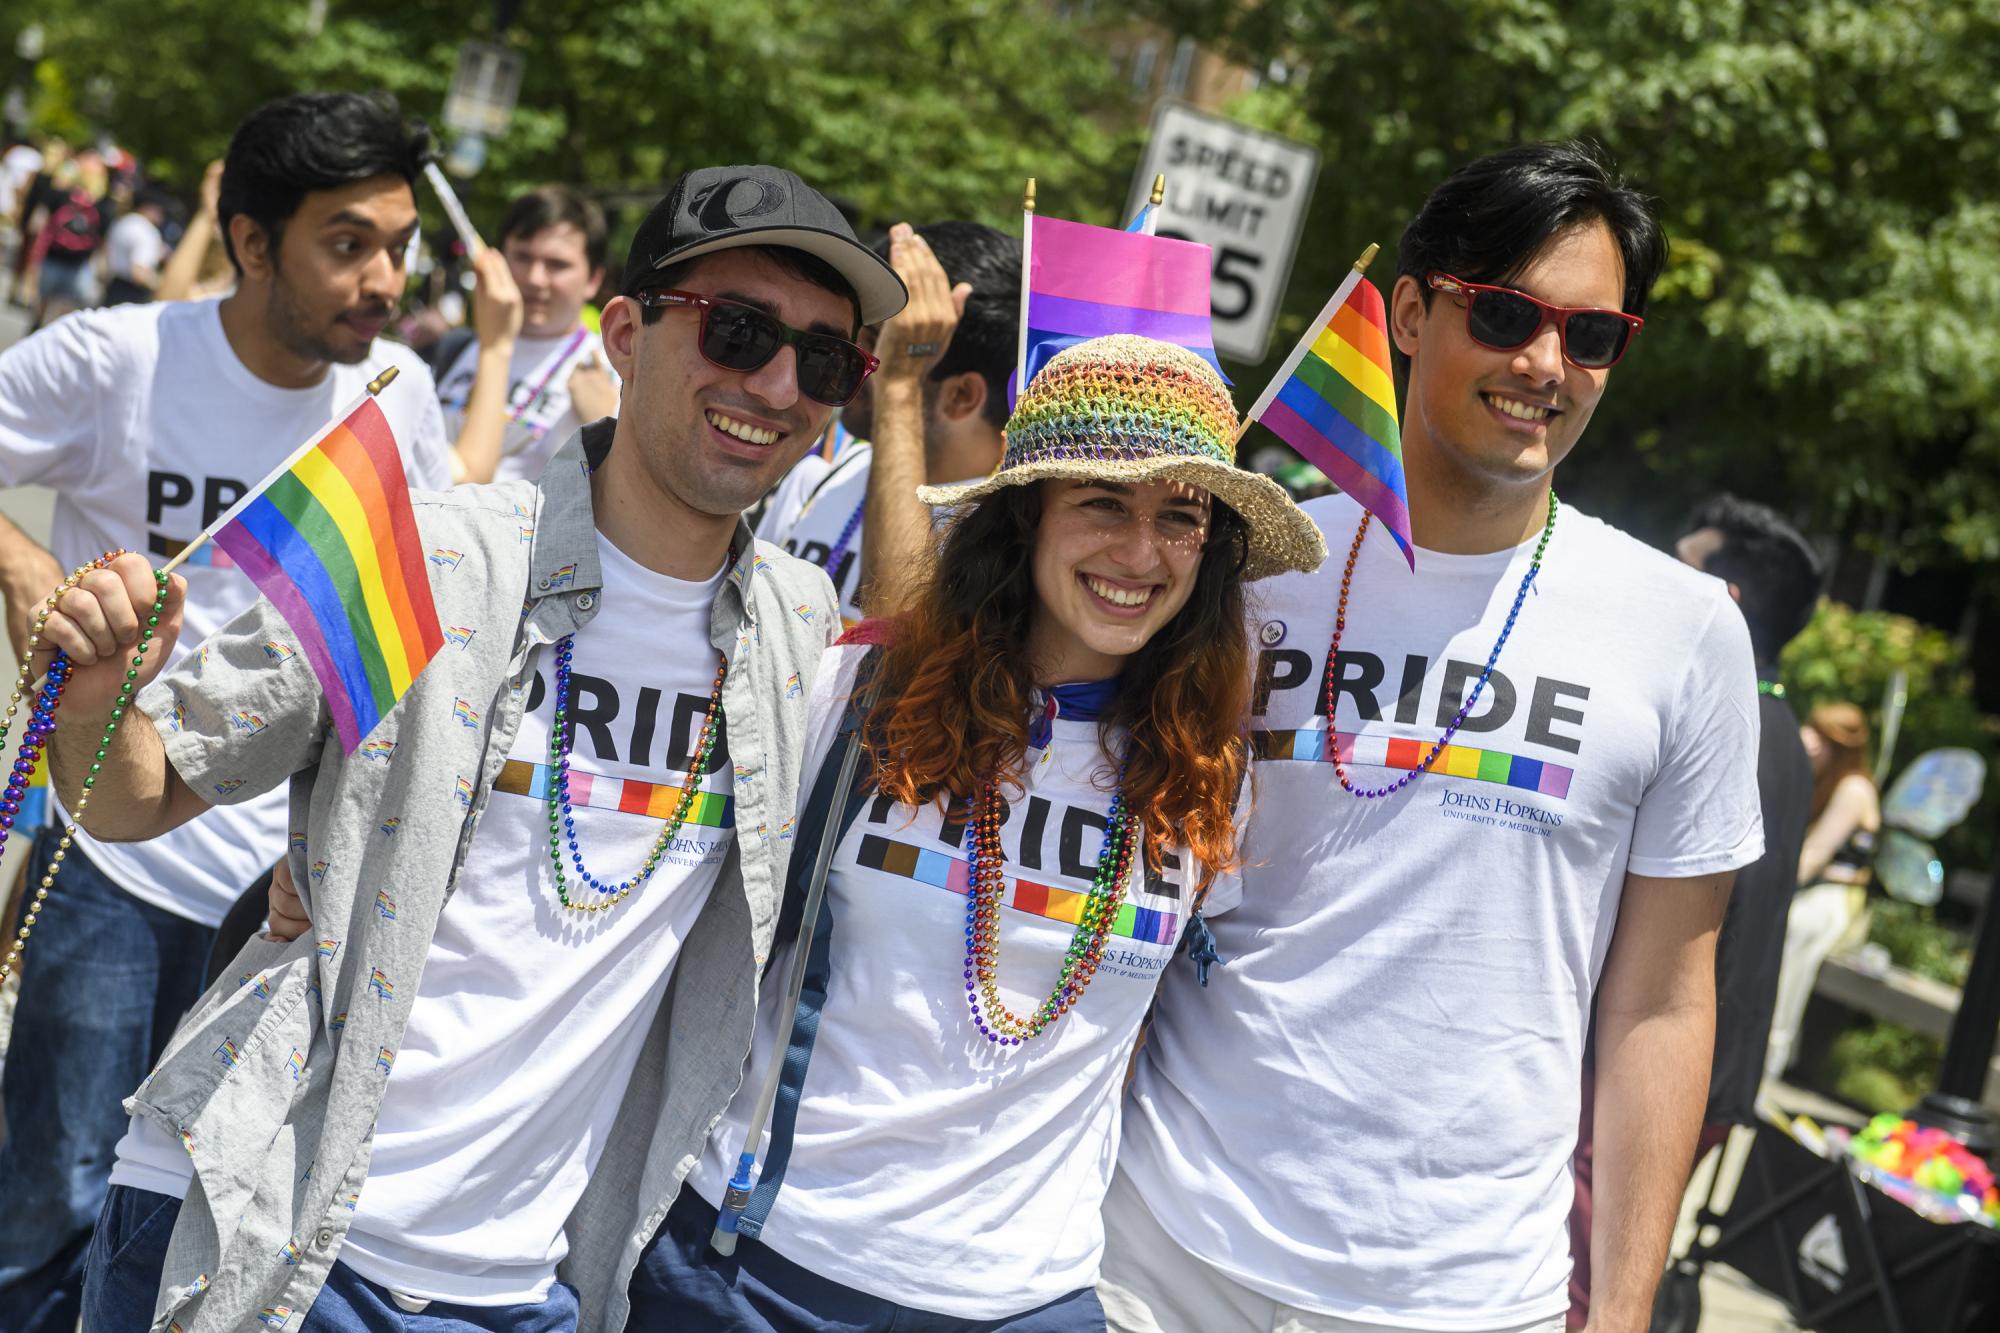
[495,759,733,827]
[1251,726,1575,800]
[855,833,1178,945]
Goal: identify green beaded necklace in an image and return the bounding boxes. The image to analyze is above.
[1,555,168,986]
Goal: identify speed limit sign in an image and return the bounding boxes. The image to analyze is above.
[1126,102,1321,364]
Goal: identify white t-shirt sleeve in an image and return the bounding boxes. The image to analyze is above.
[1625,590,1765,879]
[0,313,111,491]
[797,641,871,792]
[384,344,452,490]
[410,394,451,490]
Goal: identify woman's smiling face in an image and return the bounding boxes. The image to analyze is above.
[1025,478,1211,683]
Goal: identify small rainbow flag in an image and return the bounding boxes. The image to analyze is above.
[1017,213,1221,400]
[211,396,445,753]
[1243,261,1414,568]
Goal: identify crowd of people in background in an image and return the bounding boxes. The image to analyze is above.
[0,90,1895,1333]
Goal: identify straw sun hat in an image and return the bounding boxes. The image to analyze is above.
[916,335,1327,581]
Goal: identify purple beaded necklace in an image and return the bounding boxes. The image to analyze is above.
[1326,491,1557,799]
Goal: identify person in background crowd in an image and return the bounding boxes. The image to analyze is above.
[7,135,59,306]
[78,162,902,1333]
[102,185,171,306]
[0,135,45,234]
[1764,701,1880,1079]
[757,220,1017,622]
[633,334,1325,1331]
[1103,140,1762,1333]
[155,159,237,303]
[435,184,621,484]
[1567,493,1821,1327]
[0,90,451,1333]
[26,146,109,328]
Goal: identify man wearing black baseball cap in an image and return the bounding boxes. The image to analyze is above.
[79,165,905,1332]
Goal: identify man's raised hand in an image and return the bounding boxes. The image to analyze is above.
[870,223,972,385]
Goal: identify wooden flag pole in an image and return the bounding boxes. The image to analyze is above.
[1014,178,1037,395]
[157,366,403,578]
[1232,243,1379,447]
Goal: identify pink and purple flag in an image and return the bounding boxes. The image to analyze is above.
[1017,215,1222,399]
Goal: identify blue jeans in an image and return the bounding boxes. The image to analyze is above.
[629,1187,1107,1332]
[0,826,217,1333]
[86,1186,582,1331]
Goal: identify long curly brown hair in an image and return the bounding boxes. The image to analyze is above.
[863,483,1253,892]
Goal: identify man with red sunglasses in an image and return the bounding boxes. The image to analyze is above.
[1104,142,1763,1333]
[70,164,908,1332]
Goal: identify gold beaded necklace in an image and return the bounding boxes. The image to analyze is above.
[0,552,168,986]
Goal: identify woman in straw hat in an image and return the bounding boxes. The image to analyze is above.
[629,335,1325,1329]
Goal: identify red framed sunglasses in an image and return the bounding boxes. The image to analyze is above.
[633,288,880,405]
[1426,272,1644,369]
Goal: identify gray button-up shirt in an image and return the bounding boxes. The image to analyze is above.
[127,423,839,1331]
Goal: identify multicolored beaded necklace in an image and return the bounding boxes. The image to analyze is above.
[963,727,1142,1045]
[542,550,732,915]
[2,553,167,985]
[1757,679,1786,698]
[1324,491,1558,799]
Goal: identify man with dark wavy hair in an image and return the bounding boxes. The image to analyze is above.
[757,219,1019,622]
[0,91,450,1333]
[1104,142,1764,1333]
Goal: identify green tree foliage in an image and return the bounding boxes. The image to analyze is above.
[1,1,1135,247]
[1139,0,2000,570]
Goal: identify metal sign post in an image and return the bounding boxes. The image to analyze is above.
[1125,100,1321,365]
[441,41,523,178]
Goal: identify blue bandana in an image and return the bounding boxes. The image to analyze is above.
[1029,677,1120,748]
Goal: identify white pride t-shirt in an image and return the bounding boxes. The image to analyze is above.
[436,327,615,484]
[0,298,450,925]
[335,538,734,1304]
[755,444,871,623]
[690,644,1231,1319]
[1119,491,1763,1330]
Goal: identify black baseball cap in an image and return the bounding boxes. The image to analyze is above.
[620,165,907,325]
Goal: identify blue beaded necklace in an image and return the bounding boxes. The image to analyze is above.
[821,497,866,587]
[1325,491,1557,799]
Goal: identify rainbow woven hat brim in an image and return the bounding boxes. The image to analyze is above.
[917,335,1327,581]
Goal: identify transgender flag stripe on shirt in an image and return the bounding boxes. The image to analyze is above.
[856,833,1178,946]
[1252,727,1574,800]
[495,759,733,827]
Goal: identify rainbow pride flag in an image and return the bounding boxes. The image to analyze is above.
[1245,272,1414,567]
[1018,214,1221,399]
[212,397,444,753]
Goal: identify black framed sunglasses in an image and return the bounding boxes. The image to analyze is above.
[632,288,880,405]
[1426,272,1644,369]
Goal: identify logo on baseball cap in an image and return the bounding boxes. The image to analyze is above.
[621,165,908,325]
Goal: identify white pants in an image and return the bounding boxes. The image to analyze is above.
[1097,1163,1565,1333]
[1763,881,1867,1080]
